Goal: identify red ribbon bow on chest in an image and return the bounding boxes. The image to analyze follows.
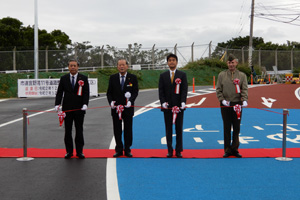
[77,80,84,96]
[233,78,240,94]
[175,78,181,94]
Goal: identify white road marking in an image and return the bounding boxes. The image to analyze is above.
[0,108,54,128]
[295,87,300,101]
[0,99,9,102]
[261,97,276,108]
[253,126,264,130]
[193,137,203,143]
[0,96,106,128]
[106,87,218,200]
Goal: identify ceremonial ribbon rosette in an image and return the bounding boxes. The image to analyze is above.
[125,92,131,104]
[172,106,180,124]
[57,111,66,126]
[175,78,181,94]
[233,104,242,120]
[233,78,240,94]
[116,105,124,120]
[77,80,84,96]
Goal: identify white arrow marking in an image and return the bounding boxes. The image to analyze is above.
[261,97,277,108]
[195,125,204,130]
[186,98,206,108]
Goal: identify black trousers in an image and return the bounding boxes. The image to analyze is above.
[64,111,85,154]
[112,113,133,153]
[220,103,242,154]
[163,111,184,153]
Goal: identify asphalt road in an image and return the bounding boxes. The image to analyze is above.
[0,86,205,200]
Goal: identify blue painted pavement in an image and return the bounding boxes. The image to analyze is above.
[117,107,300,199]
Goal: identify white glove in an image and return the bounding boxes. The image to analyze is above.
[242,101,248,107]
[110,101,116,109]
[125,101,131,108]
[55,105,60,112]
[222,100,230,107]
[181,102,186,109]
[81,104,88,111]
[162,102,169,109]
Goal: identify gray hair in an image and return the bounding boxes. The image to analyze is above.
[117,59,129,65]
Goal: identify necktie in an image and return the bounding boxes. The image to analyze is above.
[71,76,75,89]
[121,76,125,90]
[171,71,175,83]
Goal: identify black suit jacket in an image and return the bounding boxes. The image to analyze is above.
[107,72,139,116]
[159,70,188,110]
[55,73,90,112]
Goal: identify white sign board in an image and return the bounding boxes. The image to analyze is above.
[132,64,141,70]
[18,78,98,97]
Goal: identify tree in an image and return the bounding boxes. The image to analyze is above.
[212,36,300,70]
[106,43,170,66]
[0,17,72,71]
[0,17,71,50]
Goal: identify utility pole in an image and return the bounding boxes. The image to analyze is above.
[34,0,39,79]
[248,0,255,68]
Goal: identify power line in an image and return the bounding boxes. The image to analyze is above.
[255,1,300,26]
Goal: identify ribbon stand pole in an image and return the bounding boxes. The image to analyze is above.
[275,109,292,161]
[17,108,34,162]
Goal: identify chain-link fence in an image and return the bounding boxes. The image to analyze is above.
[0,43,212,73]
[212,45,300,71]
[1,44,300,73]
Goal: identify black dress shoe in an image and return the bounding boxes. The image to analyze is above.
[175,152,182,158]
[233,152,242,158]
[167,151,173,158]
[77,153,85,159]
[223,152,231,158]
[64,153,73,159]
[113,152,123,157]
[125,152,133,157]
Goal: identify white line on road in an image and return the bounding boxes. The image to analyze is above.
[106,87,217,200]
[295,87,300,101]
[0,108,54,128]
[0,95,106,128]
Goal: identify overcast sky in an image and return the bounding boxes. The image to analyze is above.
[1,0,300,49]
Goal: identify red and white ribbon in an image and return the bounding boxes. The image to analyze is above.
[233,78,240,93]
[77,80,84,96]
[172,106,180,124]
[233,104,242,120]
[58,111,66,126]
[175,78,181,94]
[116,105,124,120]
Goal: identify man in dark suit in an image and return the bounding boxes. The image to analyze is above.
[55,59,90,159]
[107,59,139,157]
[159,54,188,158]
